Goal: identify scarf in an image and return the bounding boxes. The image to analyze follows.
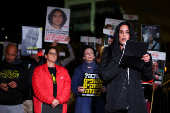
[82,60,95,73]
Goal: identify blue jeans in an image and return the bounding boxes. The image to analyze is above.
[0,104,24,113]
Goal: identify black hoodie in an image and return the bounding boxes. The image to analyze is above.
[0,58,29,105]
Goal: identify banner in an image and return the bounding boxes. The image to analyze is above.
[80,36,102,56]
[21,26,42,56]
[44,6,70,44]
[141,25,160,51]
[123,14,138,37]
[103,18,124,36]
[82,73,103,96]
[142,51,166,86]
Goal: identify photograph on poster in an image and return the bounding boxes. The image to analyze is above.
[142,51,166,86]
[103,18,124,36]
[123,14,138,37]
[141,25,160,51]
[44,6,70,44]
[152,60,164,84]
[21,26,42,56]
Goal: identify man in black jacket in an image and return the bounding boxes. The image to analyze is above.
[0,43,29,113]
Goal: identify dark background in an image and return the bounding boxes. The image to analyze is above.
[0,1,64,45]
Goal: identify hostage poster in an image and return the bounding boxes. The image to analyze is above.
[141,25,160,51]
[21,26,42,56]
[82,73,103,97]
[142,51,166,86]
[44,6,70,44]
[103,18,124,36]
[123,14,138,37]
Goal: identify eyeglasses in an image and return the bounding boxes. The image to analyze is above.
[48,52,57,56]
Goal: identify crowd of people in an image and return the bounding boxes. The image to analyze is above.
[0,22,161,113]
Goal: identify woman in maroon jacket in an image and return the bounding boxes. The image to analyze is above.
[32,46,71,113]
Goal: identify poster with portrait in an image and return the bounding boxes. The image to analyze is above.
[142,51,166,86]
[82,73,103,97]
[123,14,138,37]
[44,6,70,44]
[103,18,124,36]
[21,26,43,56]
[141,25,160,51]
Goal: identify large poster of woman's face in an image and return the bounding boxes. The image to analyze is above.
[44,6,70,44]
[21,26,42,56]
[141,25,160,51]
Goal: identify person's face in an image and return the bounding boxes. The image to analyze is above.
[5,46,18,63]
[45,49,57,63]
[83,48,95,63]
[24,30,38,48]
[107,26,112,30]
[148,34,153,43]
[119,25,130,45]
[153,62,159,71]
[52,11,63,27]
[108,37,114,45]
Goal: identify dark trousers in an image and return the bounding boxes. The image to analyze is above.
[105,110,127,113]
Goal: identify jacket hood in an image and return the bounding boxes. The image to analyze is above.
[3,57,22,65]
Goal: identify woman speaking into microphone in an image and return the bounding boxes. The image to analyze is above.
[98,22,153,113]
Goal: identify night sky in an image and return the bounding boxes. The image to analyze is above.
[0,1,64,43]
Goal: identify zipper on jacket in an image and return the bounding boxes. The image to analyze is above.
[117,68,129,110]
[127,67,129,85]
[117,71,127,104]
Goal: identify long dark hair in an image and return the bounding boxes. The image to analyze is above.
[48,8,67,27]
[104,22,136,61]
[113,22,136,47]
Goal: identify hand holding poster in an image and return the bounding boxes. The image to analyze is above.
[142,51,166,86]
[44,6,70,44]
[118,40,149,69]
[21,26,42,56]
[82,73,103,97]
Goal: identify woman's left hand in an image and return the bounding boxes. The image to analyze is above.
[100,86,106,92]
[51,99,59,108]
[152,82,158,90]
[141,54,150,62]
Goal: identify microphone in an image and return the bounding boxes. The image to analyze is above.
[123,44,125,48]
